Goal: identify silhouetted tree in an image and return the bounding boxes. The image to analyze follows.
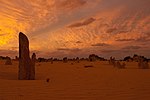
[124,56,133,62]
[38,57,46,62]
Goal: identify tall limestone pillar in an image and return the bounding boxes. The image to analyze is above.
[18,32,35,80]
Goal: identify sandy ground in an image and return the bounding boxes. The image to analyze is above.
[0,60,150,100]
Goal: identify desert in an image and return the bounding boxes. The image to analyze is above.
[0,0,150,100]
[0,58,150,100]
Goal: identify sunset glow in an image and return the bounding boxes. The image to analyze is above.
[0,0,149,59]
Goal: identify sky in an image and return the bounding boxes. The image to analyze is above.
[0,0,150,59]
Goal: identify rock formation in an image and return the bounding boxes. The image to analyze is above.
[115,61,126,69]
[30,53,36,79]
[84,65,94,68]
[18,32,35,80]
[138,60,149,69]
[109,57,116,67]
[109,57,126,69]
[5,57,12,65]
[15,56,19,61]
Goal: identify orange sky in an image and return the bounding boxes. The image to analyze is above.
[0,0,150,59]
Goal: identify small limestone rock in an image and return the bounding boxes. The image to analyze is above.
[46,78,50,82]
[84,65,93,68]
[115,61,126,69]
[138,60,149,69]
[109,56,116,67]
[15,56,19,61]
[30,53,36,80]
[5,57,12,65]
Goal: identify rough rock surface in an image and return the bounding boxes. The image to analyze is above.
[18,32,35,80]
[30,53,36,79]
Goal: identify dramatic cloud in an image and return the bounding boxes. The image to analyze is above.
[0,34,6,36]
[106,28,117,33]
[57,48,70,51]
[116,39,135,42]
[122,46,142,50]
[101,50,120,53]
[76,41,82,44]
[56,0,87,11]
[57,48,81,52]
[0,0,150,58]
[91,43,110,46]
[135,33,150,42]
[68,18,96,28]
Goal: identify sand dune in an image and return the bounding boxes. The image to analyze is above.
[0,60,150,100]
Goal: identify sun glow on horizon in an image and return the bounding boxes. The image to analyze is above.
[0,16,27,47]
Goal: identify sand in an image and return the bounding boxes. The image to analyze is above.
[0,60,150,100]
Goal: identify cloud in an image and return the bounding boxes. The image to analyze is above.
[57,0,87,11]
[122,46,142,50]
[91,43,110,46]
[0,0,150,59]
[106,28,117,33]
[68,18,96,28]
[57,48,81,52]
[0,34,6,36]
[0,50,18,57]
[135,33,150,42]
[10,47,18,51]
[101,50,117,53]
[30,50,41,55]
[136,38,150,42]
[116,39,135,42]
[57,48,70,51]
[106,28,129,34]
[99,49,150,59]
[101,49,128,53]
[76,41,82,43]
